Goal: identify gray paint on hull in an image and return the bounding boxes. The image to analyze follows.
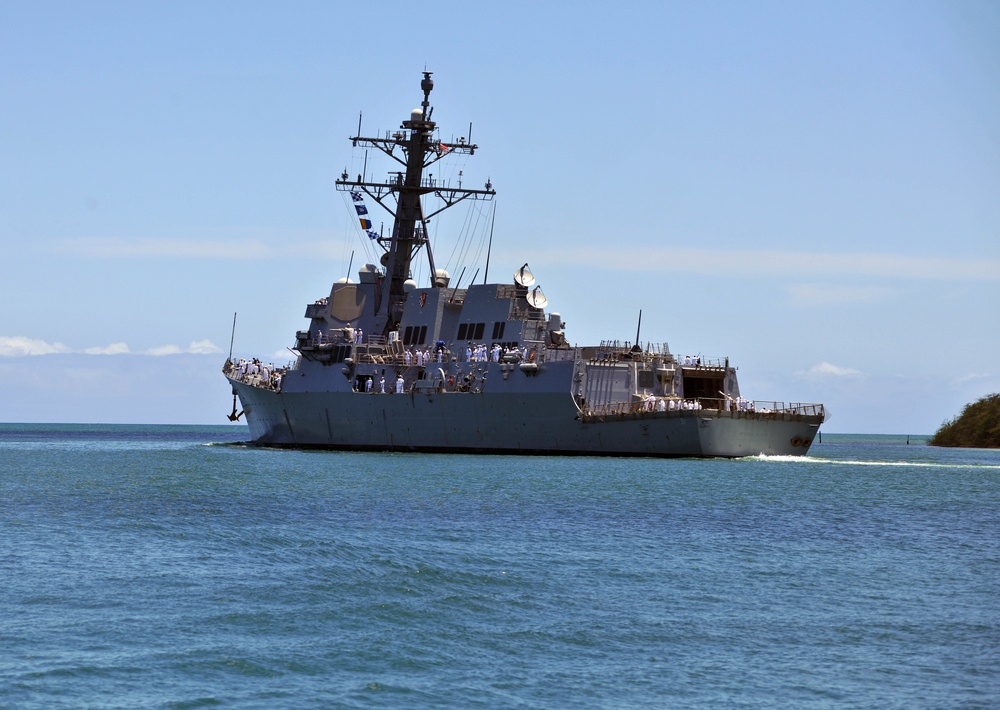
[230,378,820,458]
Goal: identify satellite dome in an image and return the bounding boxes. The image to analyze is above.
[335,277,355,284]
[403,279,417,292]
[432,268,450,287]
[358,263,379,284]
[411,108,423,122]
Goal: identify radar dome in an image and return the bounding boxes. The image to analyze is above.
[432,269,450,288]
[411,108,423,122]
[403,279,417,292]
[335,277,355,284]
[358,263,379,284]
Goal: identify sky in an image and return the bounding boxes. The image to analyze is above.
[1,1,998,433]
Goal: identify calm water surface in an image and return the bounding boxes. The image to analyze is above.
[1,425,998,708]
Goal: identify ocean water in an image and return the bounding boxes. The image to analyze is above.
[1,425,998,709]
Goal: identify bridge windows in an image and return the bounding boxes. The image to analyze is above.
[456,322,486,341]
[403,325,428,345]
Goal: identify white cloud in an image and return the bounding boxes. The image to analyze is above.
[56,237,273,259]
[188,340,223,355]
[536,247,1000,281]
[1,336,224,357]
[953,372,999,386]
[51,237,1000,281]
[83,342,131,355]
[53,237,346,261]
[0,336,71,356]
[146,341,224,356]
[805,361,863,377]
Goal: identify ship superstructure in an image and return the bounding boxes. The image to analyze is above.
[224,73,825,457]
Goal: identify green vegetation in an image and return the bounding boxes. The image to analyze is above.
[930,393,1000,448]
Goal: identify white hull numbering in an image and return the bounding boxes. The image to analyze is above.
[224,73,825,458]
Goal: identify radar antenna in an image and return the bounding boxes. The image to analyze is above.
[514,263,536,287]
[526,285,548,309]
[334,72,496,337]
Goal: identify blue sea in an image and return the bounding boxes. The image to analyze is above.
[1,425,998,709]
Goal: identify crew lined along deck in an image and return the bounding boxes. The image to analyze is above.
[296,333,558,367]
[301,332,723,371]
[580,399,826,422]
[225,358,288,391]
[225,356,528,395]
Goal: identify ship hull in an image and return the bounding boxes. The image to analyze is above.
[229,377,822,458]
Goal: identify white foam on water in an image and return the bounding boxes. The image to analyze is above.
[746,453,1000,470]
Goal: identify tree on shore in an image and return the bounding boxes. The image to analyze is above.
[930,393,1000,448]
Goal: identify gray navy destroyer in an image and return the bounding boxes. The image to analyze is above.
[224,73,825,456]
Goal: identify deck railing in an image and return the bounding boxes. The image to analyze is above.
[580,398,825,421]
[224,359,289,392]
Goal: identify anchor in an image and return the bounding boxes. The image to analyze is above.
[227,394,244,422]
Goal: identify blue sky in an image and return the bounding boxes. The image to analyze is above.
[2,1,998,433]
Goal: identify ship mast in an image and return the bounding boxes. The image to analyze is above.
[335,72,495,337]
